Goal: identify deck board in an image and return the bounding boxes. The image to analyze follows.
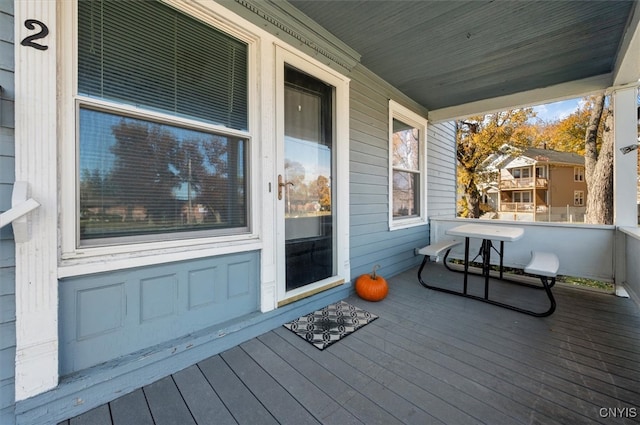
[110,389,153,425]
[266,328,402,425]
[198,355,278,425]
[172,365,237,425]
[69,404,111,425]
[272,327,447,425]
[143,376,195,425]
[61,264,640,425]
[381,291,634,421]
[247,335,363,425]
[219,345,321,425]
[368,292,596,424]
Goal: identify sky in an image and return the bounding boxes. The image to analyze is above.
[531,97,582,122]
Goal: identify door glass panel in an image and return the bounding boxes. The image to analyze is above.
[284,66,334,291]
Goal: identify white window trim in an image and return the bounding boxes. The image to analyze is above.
[388,100,428,230]
[59,0,263,276]
[574,166,584,182]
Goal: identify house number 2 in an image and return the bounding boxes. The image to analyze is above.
[20,19,49,51]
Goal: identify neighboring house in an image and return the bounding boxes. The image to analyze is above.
[0,1,638,424]
[485,148,588,222]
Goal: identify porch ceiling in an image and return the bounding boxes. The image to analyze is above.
[287,0,640,120]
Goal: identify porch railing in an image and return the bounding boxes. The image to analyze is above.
[499,177,548,189]
[499,202,547,212]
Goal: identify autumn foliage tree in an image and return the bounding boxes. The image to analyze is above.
[110,121,180,221]
[533,95,615,224]
[456,108,536,217]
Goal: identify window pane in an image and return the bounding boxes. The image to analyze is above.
[78,0,248,130]
[392,170,419,218]
[79,108,248,242]
[392,119,419,170]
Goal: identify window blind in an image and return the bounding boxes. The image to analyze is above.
[78,0,248,131]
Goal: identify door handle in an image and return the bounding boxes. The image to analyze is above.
[278,175,294,200]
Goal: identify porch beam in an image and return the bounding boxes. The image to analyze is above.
[427,74,612,123]
[612,0,640,87]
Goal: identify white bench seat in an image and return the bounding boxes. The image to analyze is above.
[525,251,559,277]
[418,239,461,259]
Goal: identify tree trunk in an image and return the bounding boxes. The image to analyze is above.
[584,94,605,189]
[584,97,614,224]
[463,174,481,218]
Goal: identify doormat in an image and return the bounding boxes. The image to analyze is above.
[283,301,378,350]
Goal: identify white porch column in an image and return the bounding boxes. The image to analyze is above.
[612,86,638,294]
[613,86,639,227]
[14,1,59,399]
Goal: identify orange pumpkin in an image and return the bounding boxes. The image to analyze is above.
[355,264,388,301]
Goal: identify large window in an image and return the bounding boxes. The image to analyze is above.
[77,0,249,245]
[389,101,427,229]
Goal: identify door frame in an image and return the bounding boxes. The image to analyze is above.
[274,45,350,305]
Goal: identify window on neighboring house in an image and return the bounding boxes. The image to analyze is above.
[77,0,249,245]
[513,191,531,203]
[574,190,585,206]
[535,166,547,178]
[389,101,427,229]
[513,167,530,179]
[574,167,584,182]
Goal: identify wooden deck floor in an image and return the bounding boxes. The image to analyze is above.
[61,263,640,425]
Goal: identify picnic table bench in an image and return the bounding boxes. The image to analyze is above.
[417,227,558,317]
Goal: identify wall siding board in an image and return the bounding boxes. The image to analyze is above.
[349,173,388,186]
[0,267,14,296]
[0,377,13,410]
[349,160,388,179]
[0,2,14,423]
[0,182,11,211]
[349,135,387,157]
[0,41,13,71]
[0,67,14,91]
[427,121,457,218]
[350,182,387,195]
[0,155,15,182]
[349,213,388,227]
[350,110,388,136]
[350,150,388,169]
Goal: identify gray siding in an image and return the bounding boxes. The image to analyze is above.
[348,64,456,281]
[0,1,15,424]
[427,120,457,218]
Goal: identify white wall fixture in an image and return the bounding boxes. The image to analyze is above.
[0,181,40,242]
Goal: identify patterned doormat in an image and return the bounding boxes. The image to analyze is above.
[283,301,378,350]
